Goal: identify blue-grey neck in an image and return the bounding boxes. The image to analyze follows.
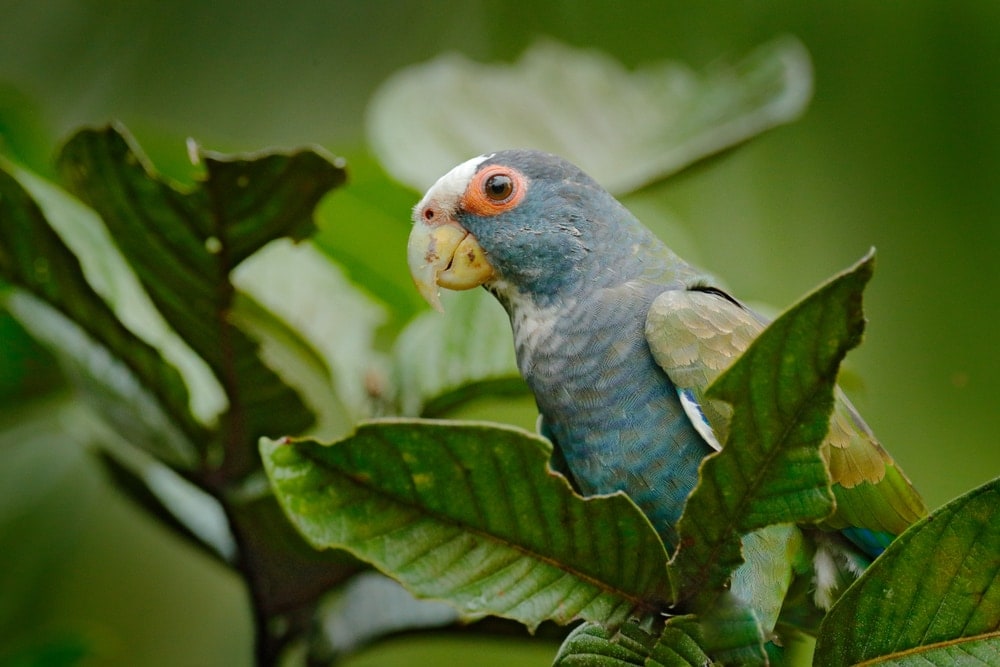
[489,208,714,551]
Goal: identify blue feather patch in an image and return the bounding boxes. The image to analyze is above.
[840,526,893,558]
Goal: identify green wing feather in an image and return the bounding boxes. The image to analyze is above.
[645,288,927,539]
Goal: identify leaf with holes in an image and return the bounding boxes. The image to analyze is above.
[261,419,673,631]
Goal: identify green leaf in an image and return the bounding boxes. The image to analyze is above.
[554,623,648,667]
[2,157,226,424]
[230,239,387,440]
[392,289,525,417]
[95,448,236,563]
[0,164,206,466]
[0,288,63,404]
[669,252,874,609]
[261,419,672,631]
[368,37,811,196]
[54,124,346,476]
[553,617,711,667]
[814,477,1000,666]
[1,126,363,624]
[696,596,769,666]
[856,634,1000,666]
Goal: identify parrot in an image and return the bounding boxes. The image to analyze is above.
[405,149,926,638]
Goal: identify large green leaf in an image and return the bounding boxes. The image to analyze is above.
[1,126,367,638]
[814,477,1000,666]
[261,420,672,631]
[854,635,1000,666]
[368,37,811,196]
[668,253,873,608]
[54,124,345,477]
[3,159,227,424]
[0,164,206,466]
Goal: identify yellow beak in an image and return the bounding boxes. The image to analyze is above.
[407,217,495,312]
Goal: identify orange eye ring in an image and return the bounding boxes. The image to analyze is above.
[462,166,527,216]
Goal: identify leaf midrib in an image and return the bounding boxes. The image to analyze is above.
[292,439,667,617]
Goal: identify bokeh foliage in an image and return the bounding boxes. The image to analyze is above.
[1,2,998,665]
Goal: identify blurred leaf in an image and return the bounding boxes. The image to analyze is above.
[316,572,461,659]
[3,158,225,425]
[1,124,366,641]
[668,252,874,611]
[0,308,63,403]
[230,289,351,438]
[368,37,811,196]
[96,449,237,562]
[232,238,387,437]
[313,151,427,324]
[262,420,672,631]
[392,289,524,417]
[553,617,710,667]
[0,165,205,466]
[95,411,358,647]
[814,477,1000,666]
[55,124,346,476]
[4,293,206,467]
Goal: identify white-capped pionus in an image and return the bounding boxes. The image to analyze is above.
[407,149,926,634]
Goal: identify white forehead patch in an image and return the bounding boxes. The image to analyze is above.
[413,153,493,219]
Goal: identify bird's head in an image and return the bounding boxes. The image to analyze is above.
[407,150,635,312]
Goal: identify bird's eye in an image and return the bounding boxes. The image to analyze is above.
[463,166,525,215]
[483,174,514,202]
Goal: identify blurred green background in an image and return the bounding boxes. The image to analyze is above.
[1,2,997,665]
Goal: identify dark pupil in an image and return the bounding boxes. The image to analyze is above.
[484,174,513,201]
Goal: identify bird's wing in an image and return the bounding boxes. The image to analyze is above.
[644,287,761,454]
[645,287,927,548]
